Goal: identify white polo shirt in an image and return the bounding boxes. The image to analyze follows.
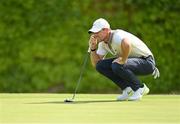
[96,29,153,58]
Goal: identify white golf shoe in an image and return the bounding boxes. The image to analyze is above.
[128,83,150,101]
[117,87,133,101]
[142,83,150,95]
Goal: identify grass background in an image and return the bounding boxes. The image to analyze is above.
[0,1,179,123]
[0,0,179,93]
[0,94,179,124]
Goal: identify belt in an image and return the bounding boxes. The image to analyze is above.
[141,55,155,65]
[141,55,153,60]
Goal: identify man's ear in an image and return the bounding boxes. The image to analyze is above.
[102,28,106,31]
[102,28,109,32]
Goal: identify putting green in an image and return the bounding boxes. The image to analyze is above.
[0,94,179,124]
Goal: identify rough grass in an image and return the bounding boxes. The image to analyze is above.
[0,94,179,124]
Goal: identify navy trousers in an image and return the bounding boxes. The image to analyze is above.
[96,56,155,91]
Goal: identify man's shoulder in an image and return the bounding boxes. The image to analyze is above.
[112,29,127,37]
[111,29,124,42]
[112,29,121,34]
[112,29,135,40]
[112,29,125,33]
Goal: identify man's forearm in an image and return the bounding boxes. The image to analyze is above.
[90,51,101,67]
[121,38,131,63]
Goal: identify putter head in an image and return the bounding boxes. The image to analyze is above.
[64,99,73,103]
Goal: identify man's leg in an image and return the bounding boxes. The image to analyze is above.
[111,57,155,100]
[96,58,135,101]
[96,58,130,90]
[111,62,142,91]
[111,57,155,91]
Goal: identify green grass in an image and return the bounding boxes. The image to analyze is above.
[0,94,180,124]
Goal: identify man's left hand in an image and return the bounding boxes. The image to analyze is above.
[112,57,126,64]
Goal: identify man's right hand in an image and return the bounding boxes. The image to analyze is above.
[89,35,98,50]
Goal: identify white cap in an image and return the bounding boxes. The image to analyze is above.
[88,18,110,33]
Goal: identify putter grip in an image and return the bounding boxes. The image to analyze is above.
[87,47,91,53]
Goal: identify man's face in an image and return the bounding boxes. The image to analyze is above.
[92,28,107,42]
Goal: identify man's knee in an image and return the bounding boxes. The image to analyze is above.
[111,63,124,74]
[95,60,104,73]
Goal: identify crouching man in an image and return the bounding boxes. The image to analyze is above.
[88,18,160,101]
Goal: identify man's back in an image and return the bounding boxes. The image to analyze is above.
[97,29,153,58]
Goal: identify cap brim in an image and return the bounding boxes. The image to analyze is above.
[88,26,101,34]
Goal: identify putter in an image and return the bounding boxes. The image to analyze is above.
[64,47,90,102]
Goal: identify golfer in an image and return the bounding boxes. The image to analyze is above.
[88,18,160,101]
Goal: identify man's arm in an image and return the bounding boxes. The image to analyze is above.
[90,51,104,67]
[121,38,131,63]
[89,35,104,67]
[112,38,131,64]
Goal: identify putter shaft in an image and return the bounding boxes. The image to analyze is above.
[68,50,89,101]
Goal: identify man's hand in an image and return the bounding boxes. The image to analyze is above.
[89,35,98,50]
[112,57,126,64]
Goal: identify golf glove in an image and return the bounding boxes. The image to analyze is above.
[152,67,160,79]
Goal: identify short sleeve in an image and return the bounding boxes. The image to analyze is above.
[113,30,123,44]
[96,42,108,56]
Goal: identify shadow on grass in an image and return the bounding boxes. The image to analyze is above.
[27,100,120,104]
